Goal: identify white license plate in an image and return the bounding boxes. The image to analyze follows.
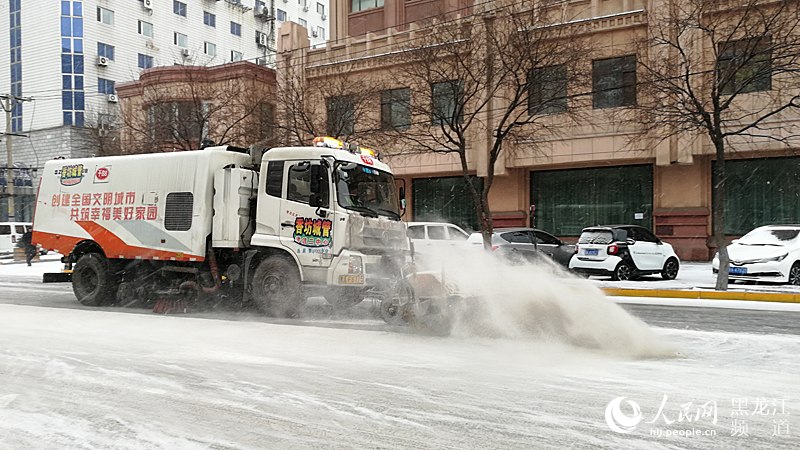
[339,275,364,285]
[584,249,599,256]
[729,267,747,275]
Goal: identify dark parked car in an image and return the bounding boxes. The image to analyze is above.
[466,227,576,267]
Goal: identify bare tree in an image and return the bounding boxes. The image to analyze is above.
[274,50,380,146]
[635,0,800,290]
[382,4,589,248]
[120,64,273,154]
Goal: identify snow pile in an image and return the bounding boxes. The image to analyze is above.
[419,247,677,358]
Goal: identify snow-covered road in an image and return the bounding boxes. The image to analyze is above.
[1,254,799,448]
[1,302,798,449]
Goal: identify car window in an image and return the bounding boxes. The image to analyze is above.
[407,225,424,239]
[739,227,800,245]
[534,231,560,245]
[636,227,658,243]
[501,231,531,243]
[0,225,10,235]
[624,227,640,241]
[448,227,468,241]
[428,226,446,240]
[578,230,612,244]
[613,228,629,241]
[15,225,25,234]
[287,162,329,207]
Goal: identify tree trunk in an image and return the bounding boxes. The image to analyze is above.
[479,188,493,251]
[712,139,730,291]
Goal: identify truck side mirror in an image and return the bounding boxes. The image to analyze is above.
[309,165,321,195]
[398,185,406,211]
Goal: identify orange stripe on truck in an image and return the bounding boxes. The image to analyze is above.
[33,221,204,262]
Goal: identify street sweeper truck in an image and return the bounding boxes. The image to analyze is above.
[32,137,413,317]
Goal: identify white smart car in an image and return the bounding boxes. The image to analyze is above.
[569,225,680,281]
[712,225,800,285]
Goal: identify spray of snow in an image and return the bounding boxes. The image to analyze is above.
[413,247,677,358]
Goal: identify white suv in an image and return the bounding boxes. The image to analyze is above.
[407,222,470,268]
[569,225,680,281]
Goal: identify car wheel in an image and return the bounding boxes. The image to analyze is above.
[789,262,800,286]
[251,255,304,318]
[612,261,634,281]
[72,253,116,306]
[661,258,679,280]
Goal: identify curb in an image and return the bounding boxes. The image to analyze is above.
[601,288,800,304]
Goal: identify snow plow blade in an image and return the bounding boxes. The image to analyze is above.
[43,271,72,283]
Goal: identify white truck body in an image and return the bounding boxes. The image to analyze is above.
[33,142,410,314]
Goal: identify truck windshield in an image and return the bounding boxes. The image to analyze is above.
[335,162,400,219]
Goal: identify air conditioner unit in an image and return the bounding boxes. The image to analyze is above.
[181,48,192,57]
[107,94,119,103]
[97,56,109,66]
[255,5,269,17]
[321,13,327,20]
[257,33,268,46]
[311,30,318,38]
[143,0,153,11]
[303,5,309,12]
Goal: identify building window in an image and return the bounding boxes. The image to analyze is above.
[203,11,216,27]
[531,165,653,236]
[277,9,286,21]
[718,37,772,95]
[528,65,567,115]
[431,80,463,125]
[10,0,22,132]
[138,20,153,38]
[174,32,188,48]
[381,88,411,130]
[96,6,114,25]
[204,42,216,57]
[716,157,800,234]
[147,102,207,144]
[97,78,115,95]
[413,176,482,232]
[326,96,355,136]
[351,0,384,13]
[317,2,325,14]
[298,18,307,28]
[316,27,325,39]
[592,55,636,109]
[138,53,154,69]
[230,21,242,36]
[97,42,115,60]
[173,1,187,17]
[231,50,243,62]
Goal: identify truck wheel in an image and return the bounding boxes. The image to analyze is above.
[251,256,304,318]
[72,253,116,306]
[326,287,366,310]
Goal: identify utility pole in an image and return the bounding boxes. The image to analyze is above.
[1,94,32,221]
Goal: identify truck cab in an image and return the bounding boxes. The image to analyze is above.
[247,137,409,312]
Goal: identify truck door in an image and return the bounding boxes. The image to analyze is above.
[279,161,334,267]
